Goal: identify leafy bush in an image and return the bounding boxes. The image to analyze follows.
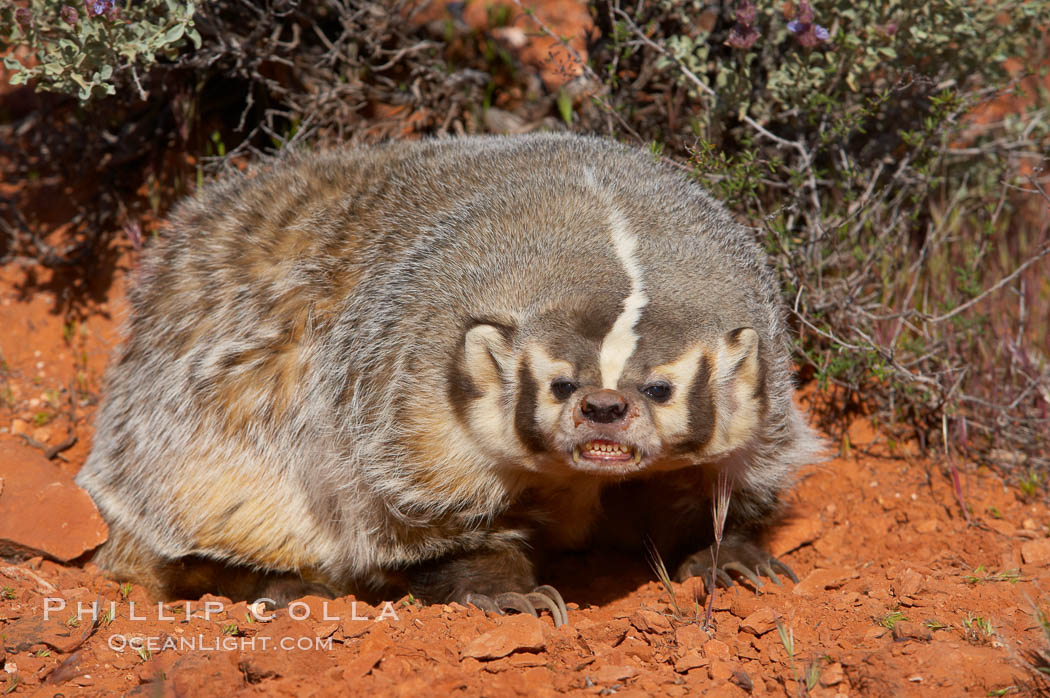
[1,0,200,101]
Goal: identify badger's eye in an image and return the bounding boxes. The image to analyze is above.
[641,381,672,403]
[550,379,578,401]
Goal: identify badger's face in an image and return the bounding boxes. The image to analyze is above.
[452,314,767,478]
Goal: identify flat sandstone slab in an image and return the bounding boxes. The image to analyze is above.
[0,439,107,561]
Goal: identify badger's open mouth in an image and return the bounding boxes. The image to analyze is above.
[572,439,641,465]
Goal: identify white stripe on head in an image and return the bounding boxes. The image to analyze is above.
[598,204,647,389]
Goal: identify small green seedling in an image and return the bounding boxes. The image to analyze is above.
[963,613,995,643]
[880,610,907,630]
[963,566,1021,584]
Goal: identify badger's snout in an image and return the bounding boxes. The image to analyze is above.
[577,389,629,424]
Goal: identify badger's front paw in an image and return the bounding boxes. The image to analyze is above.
[464,584,569,627]
[675,541,798,591]
[254,577,337,609]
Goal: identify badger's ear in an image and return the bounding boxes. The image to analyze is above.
[715,327,760,385]
[463,323,515,388]
[708,327,764,453]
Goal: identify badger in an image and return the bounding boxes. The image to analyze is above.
[76,134,821,625]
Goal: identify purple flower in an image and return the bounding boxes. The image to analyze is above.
[84,0,117,18]
[727,23,760,49]
[726,0,760,50]
[786,1,830,47]
[14,7,33,27]
[735,0,757,26]
[60,5,79,25]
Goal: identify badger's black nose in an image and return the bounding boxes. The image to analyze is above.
[581,389,629,423]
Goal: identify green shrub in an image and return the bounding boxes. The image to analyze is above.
[1,0,199,101]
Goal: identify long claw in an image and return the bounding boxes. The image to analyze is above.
[757,562,783,586]
[770,557,799,583]
[714,568,735,588]
[722,561,764,589]
[465,593,504,615]
[532,585,569,627]
[526,592,565,627]
[494,592,538,617]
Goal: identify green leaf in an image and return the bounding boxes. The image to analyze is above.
[162,23,185,45]
[556,89,573,125]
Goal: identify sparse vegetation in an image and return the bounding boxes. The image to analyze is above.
[963,613,995,643]
[964,566,1022,585]
[646,539,688,622]
[880,610,907,630]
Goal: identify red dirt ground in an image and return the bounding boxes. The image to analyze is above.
[2,242,1050,698]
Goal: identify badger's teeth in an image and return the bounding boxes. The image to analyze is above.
[634,448,641,464]
[573,446,581,463]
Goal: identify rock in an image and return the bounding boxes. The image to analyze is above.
[240,615,335,680]
[630,609,673,634]
[1020,538,1050,565]
[821,662,845,686]
[9,420,28,436]
[461,615,545,660]
[590,663,638,684]
[703,638,730,659]
[344,650,384,679]
[165,653,244,694]
[708,658,735,681]
[893,569,924,598]
[793,567,858,596]
[739,608,778,636]
[0,440,108,562]
[892,621,932,642]
[769,516,822,557]
[576,618,630,646]
[674,623,710,650]
[1,616,75,653]
[674,650,708,673]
